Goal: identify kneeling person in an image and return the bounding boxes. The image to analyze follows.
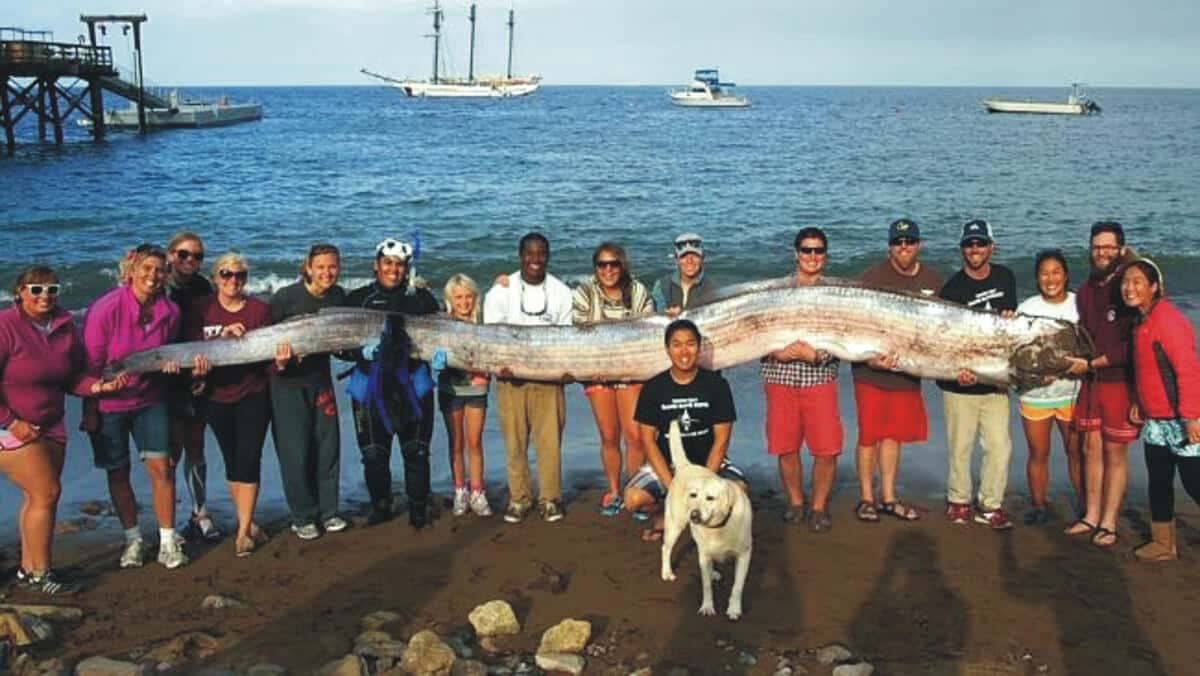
[625,319,744,540]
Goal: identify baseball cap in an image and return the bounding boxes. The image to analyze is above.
[888,219,920,244]
[673,232,704,258]
[960,219,994,246]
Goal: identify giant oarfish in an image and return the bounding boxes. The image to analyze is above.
[110,284,1089,389]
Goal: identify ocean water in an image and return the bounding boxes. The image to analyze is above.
[1,85,1198,538]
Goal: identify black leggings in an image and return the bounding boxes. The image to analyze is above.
[1145,443,1200,522]
[207,390,271,483]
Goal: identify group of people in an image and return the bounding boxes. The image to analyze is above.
[0,220,1196,597]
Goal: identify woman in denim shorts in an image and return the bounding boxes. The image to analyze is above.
[438,274,492,517]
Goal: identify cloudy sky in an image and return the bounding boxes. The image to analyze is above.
[11,1,1200,86]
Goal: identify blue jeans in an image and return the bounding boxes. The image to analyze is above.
[89,402,170,471]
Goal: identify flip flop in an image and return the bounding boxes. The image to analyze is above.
[641,528,664,542]
[1063,519,1097,536]
[1091,527,1118,548]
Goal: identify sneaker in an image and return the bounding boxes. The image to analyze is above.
[119,538,147,568]
[946,502,972,525]
[452,487,470,517]
[192,513,222,542]
[366,503,393,526]
[599,492,623,517]
[157,545,189,570]
[503,501,532,524]
[323,515,349,533]
[469,490,493,517]
[291,522,321,540]
[17,568,80,595]
[538,500,564,523]
[975,507,1014,531]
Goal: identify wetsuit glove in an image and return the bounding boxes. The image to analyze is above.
[431,349,447,371]
[361,337,382,362]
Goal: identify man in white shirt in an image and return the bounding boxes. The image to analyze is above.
[483,232,573,523]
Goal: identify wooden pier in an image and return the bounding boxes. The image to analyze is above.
[0,14,158,155]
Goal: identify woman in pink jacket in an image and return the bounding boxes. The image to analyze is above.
[1124,258,1200,561]
[83,244,196,571]
[0,266,124,594]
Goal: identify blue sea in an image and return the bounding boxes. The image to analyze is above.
[1,85,1198,538]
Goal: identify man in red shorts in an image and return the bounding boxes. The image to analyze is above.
[1062,221,1138,547]
[761,227,842,532]
[851,219,942,522]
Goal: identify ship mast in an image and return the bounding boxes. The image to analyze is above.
[506,6,515,79]
[467,3,476,82]
[426,0,443,83]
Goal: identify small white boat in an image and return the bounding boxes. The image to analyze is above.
[78,90,263,129]
[669,69,750,108]
[981,83,1101,115]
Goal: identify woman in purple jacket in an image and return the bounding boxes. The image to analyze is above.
[83,244,197,571]
[0,266,124,593]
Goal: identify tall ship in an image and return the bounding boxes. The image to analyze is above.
[361,1,540,98]
[981,83,1101,115]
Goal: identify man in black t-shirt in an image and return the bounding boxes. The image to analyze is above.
[937,220,1018,531]
[624,319,745,540]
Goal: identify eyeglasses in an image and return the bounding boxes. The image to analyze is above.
[173,249,204,262]
[594,260,621,270]
[25,284,61,297]
[798,246,827,255]
[518,279,547,317]
[962,239,990,249]
[674,239,702,251]
[890,237,919,247]
[218,269,248,282]
[1090,244,1120,253]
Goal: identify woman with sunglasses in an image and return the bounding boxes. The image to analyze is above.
[572,242,654,516]
[269,243,347,540]
[1016,249,1083,525]
[0,267,125,593]
[184,252,274,556]
[165,231,220,543]
[83,244,194,570]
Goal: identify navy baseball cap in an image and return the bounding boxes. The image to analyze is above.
[960,219,994,245]
[888,218,920,244]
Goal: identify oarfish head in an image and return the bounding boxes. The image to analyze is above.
[1009,318,1093,391]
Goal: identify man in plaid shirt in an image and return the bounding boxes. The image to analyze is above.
[761,227,842,533]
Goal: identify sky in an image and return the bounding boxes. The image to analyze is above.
[8,1,1200,87]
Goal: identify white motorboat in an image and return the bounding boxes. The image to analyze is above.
[77,90,262,129]
[669,69,750,108]
[362,2,540,99]
[982,83,1101,115]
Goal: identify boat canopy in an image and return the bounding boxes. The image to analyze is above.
[693,68,736,88]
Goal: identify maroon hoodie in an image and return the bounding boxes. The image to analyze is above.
[1076,271,1134,384]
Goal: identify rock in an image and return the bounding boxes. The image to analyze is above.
[352,631,406,659]
[451,660,488,676]
[537,619,591,655]
[534,653,585,675]
[0,610,51,646]
[737,651,757,666]
[444,633,474,659]
[246,664,287,676]
[627,669,653,676]
[316,655,367,676]
[814,643,854,665]
[468,601,520,637]
[479,635,521,656]
[0,604,84,622]
[771,668,793,676]
[8,653,37,676]
[832,663,874,676]
[361,610,403,632]
[143,631,221,666]
[398,630,456,676]
[73,656,149,676]
[201,594,248,610]
[79,500,107,516]
[37,657,69,676]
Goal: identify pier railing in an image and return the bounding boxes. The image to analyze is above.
[0,39,115,76]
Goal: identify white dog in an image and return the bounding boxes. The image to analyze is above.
[660,420,753,620]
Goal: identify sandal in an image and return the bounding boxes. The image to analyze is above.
[631,510,650,523]
[1091,527,1118,548]
[855,501,880,522]
[1063,519,1097,536]
[641,528,664,542]
[599,493,624,517]
[879,500,920,521]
